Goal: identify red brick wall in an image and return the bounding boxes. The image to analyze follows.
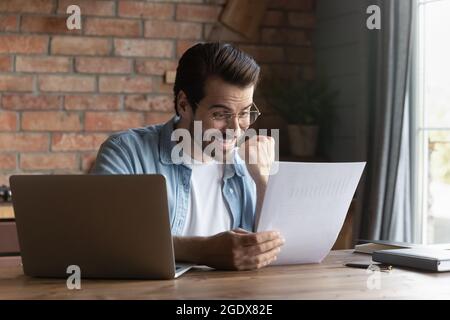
[0,0,316,183]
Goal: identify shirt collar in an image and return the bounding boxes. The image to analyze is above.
[158,116,178,165]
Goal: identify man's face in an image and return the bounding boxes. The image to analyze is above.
[192,76,255,158]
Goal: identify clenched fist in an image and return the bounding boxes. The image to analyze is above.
[238,135,275,184]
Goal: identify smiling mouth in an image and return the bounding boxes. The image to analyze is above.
[217,136,236,147]
[211,132,235,147]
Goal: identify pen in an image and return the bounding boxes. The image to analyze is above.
[344,262,393,271]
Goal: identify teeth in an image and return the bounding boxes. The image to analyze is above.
[217,137,235,145]
[218,137,234,142]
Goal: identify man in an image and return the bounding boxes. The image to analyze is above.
[92,43,284,271]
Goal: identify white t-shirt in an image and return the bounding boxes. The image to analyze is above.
[180,160,232,237]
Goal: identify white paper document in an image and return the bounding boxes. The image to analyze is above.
[256,162,366,265]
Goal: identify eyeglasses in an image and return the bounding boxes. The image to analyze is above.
[200,102,261,128]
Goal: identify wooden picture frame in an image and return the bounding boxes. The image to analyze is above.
[220,0,270,38]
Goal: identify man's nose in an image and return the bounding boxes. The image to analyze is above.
[228,114,240,129]
[227,116,242,137]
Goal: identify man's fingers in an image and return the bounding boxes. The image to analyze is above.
[238,230,281,246]
[240,247,281,270]
[243,238,285,255]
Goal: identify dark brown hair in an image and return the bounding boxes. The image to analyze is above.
[174,42,260,115]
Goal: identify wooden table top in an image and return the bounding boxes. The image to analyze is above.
[1,250,450,300]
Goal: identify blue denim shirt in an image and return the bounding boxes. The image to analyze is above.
[91,116,257,235]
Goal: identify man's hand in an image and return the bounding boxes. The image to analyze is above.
[237,135,275,229]
[174,229,285,271]
[237,135,275,185]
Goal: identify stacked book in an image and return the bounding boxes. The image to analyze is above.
[354,239,450,272]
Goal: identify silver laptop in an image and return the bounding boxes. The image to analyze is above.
[10,174,193,280]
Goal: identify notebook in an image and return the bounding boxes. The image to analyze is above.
[372,248,450,272]
[354,242,410,254]
[354,240,450,255]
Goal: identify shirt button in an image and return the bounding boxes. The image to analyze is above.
[229,188,234,194]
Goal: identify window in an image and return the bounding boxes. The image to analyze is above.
[415,0,450,244]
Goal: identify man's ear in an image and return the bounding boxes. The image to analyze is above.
[177,91,193,120]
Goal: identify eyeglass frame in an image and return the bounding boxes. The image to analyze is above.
[194,102,262,128]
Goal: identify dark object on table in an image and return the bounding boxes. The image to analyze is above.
[344,262,393,272]
[0,185,12,203]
